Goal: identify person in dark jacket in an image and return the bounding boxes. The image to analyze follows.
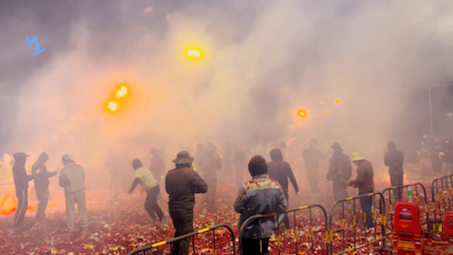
[347,153,374,229]
[384,141,404,201]
[233,144,247,189]
[165,151,207,255]
[235,155,287,255]
[12,152,34,227]
[32,152,57,221]
[149,148,166,185]
[302,138,325,193]
[327,143,352,201]
[197,142,222,212]
[267,148,298,229]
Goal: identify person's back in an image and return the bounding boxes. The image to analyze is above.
[59,162,85,194]
[303,146,322,169]
[329,151,352,181]
[267,148,298,197]
[384,146,404,173]
[235,155,287,255]
[166,165,207,209]
[165,151,207,255]
[198,150,222,178]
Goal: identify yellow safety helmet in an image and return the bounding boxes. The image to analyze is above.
[351,152,364,162]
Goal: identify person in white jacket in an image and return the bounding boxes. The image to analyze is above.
[59,154,88,233]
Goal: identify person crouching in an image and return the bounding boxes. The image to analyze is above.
[128,159,165,228]
[234,155,287,255]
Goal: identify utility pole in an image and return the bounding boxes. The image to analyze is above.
[422,83,453,139]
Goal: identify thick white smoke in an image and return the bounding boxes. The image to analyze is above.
[2,0,453,184]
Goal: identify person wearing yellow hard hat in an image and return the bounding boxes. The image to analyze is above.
[346,152,375,229]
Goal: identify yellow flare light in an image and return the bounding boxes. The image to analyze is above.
[335,99,340,104]
[187,49,201,58]
[107,101,118,112]
[116,85,128,98]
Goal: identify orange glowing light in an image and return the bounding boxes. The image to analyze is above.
[298,109,307,117]
[0,195,16,216]
[116,85,128,98]
[324,111,329,114]
[107,101,118,112]
[335,99,340,104]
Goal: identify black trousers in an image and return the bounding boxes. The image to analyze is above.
[170,208,194,255]
[306,167,319,193]
[14,188,28,227]
[145,185,164,221]
[390,171,404,201]
[241,238,269,255]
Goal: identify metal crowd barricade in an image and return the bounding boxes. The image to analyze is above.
[381,183,430,231]
[126,223,236,255]
[329,192,391,255]
[431,175,453,231]
[238,204,330,255]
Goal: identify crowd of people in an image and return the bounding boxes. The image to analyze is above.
[3,134,453,255]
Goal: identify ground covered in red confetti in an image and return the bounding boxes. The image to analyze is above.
[1,179,453,254]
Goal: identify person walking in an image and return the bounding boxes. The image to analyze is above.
[346,152,374,229]
[165,151,207,255]
[302,138,325,193]
[197,142,222,212]
[233,144,247,189]
[384,141,404,201]
[149,148,166,185]
[58,154,88,233]
[235,155,287,255]
[267,148,298,229]
[12,152,34,227]
[327,143,352,201]
[128,159,165,228]
[31,152,57,221]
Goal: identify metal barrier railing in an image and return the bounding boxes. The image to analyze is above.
[329,192,391,255]
[126,223,236,255]
[432,175,453,231]
[381,183,430,231]
[238,204,330,255]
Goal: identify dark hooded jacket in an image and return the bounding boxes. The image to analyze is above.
[12,152,33,190]
[32,153,57,190]
[384,141,404,175]
[327,151,352,181]
[267,148,299,197]
[197,144,222,180]
[149,153,166,179]
[302,144,323,170]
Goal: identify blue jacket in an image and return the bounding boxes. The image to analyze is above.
[234,174,287,239]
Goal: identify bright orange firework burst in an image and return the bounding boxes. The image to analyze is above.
[105,84,130,113]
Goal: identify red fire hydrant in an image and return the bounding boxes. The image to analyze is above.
[392,201,424,255]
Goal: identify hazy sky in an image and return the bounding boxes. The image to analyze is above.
[1,0,453,167]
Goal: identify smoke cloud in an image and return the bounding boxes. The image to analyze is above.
[1,0,453,181]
